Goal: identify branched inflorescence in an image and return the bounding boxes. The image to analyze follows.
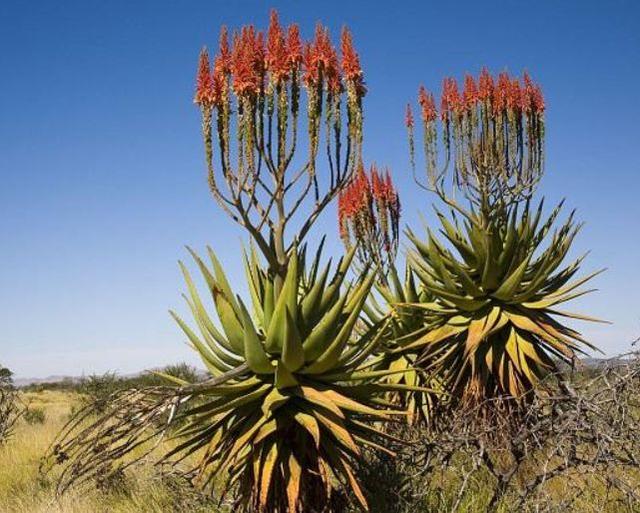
[407,69,545,211]
[194,10,366,277]
[338,163,401,281]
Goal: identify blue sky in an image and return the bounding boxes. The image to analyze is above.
[1,0,639,378]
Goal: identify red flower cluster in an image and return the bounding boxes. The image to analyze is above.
[414,69,545,123]
[523,72,545,112]
[338,166,371,241]
[341,28,366,96]
[196,10,366,106]
[286,24,303,68]
[441,77,463,119]
[303,23,341,93]
[463,75,478,110]
[266,10,290,83]
[230,26,265,96]
[338,164,400,262]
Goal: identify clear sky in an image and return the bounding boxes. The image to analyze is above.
[1,0,639,378]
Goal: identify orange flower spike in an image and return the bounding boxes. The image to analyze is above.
[493,72,510,115]
[419,85,437,123]
[440,78,458,120]
[340,27,363,81]
[230,26,264,96]
[478,67,494,102]
[302,42,319,87]
[384,171,396,202]
[531,83,545,113]
[194,48,215,107]
[211,56,226,106]
[338,191,350,243]
[463,75,478,110]
[312,24,331,68]
[326,45,342,94]
[266,10,289,81]
[448,78,463,115]
[286,24,303,68]
[507,78,522,112]
[371,164,384,201]
[253,30,265,78]
[218,26,231,74]
[405,103,415,128]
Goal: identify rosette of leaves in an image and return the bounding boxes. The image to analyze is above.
[400,200,603,401]
[169,244,418,512]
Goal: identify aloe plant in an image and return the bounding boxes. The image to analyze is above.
[402,69,604,402]
[401,201,603,400]
[169,245,417,512]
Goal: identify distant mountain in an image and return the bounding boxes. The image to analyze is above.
[14,366,208,388]
[13,375,82,387]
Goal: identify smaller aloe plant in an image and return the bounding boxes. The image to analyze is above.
[403,70,604,402]
[169,245,416,512]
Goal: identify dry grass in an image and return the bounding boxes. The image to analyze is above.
[0,390,218,513]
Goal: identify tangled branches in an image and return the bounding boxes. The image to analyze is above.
[380,353,640,513]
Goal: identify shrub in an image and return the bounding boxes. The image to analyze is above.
[23,406,46,425]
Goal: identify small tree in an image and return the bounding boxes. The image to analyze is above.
[0,363,20,443]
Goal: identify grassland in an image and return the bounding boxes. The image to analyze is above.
[0,390,217,513]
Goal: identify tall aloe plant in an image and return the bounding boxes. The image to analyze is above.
[170,245,414,511]
[47,11,415,512]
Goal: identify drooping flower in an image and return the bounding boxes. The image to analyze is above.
[194,48,215,107]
